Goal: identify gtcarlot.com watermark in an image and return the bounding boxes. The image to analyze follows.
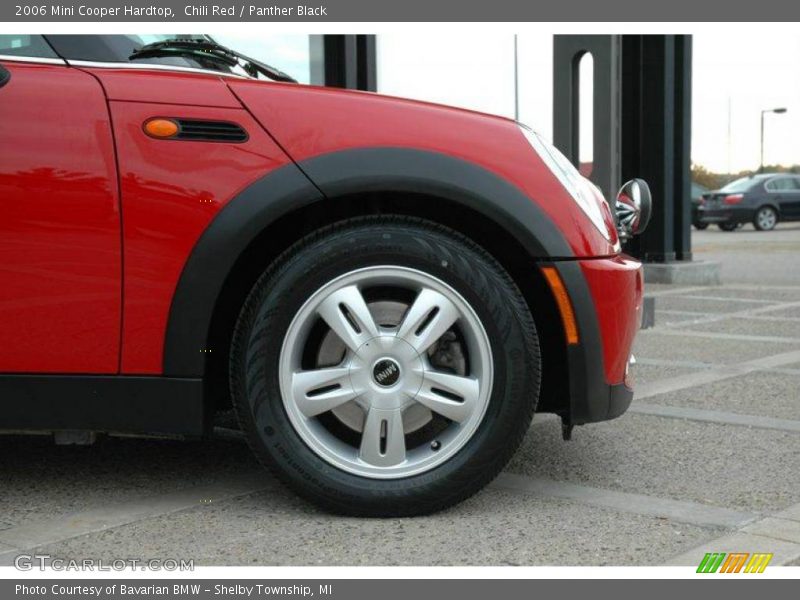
[14,554,194,571]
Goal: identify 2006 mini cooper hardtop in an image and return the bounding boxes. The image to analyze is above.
[0,35,651,516]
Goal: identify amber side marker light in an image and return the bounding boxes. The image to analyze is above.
[144,118,180,139]
[541,266,580,345]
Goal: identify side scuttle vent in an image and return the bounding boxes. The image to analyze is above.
[144,118,248,143]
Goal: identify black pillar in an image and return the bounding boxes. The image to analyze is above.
[310,35,377,91]
[553,35,622,202]
[674,36,693,261]
[553,34,693,263]
[621,35,693,262]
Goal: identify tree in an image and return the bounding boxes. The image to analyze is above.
[691,164,718,189]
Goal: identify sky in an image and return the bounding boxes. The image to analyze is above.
[692,35,800,172]
[212,33,800,174]
[212,32,314,84]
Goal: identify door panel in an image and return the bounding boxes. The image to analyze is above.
[768,177,800,220]
[780,179,800,219]
[0,61,121,373]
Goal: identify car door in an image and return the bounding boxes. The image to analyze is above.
[0,36,121,373]
[766,176,800,220]
[781,177,800,220]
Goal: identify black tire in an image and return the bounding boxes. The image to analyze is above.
[230,216,541,516]
[753,206,778,231]
[693,221,709,230]
[718,222,739,231]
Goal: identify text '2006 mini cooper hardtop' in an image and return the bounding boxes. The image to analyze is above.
[0,35,652,516]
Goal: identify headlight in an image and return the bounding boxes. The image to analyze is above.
[518,123,615,243]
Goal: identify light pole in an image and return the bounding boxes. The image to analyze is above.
[760,107,788,172]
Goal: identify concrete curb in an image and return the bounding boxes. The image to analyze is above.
[644,261,722,285]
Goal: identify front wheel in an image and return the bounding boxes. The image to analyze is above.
[753,206,778,231]
[230,217,541,516]
[693,221,709,230]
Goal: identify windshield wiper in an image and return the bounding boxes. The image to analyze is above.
[129,38,297,83]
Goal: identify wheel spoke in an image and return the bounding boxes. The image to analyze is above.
[415,370,480,423]
[396,288,459,353]
[317,285,380,353]
[359,407,406,467]
[291,366,361,417]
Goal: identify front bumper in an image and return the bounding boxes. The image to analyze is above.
[551,255,642,425]
[608,381,635,419]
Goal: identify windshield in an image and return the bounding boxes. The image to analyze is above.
[719,177,759,193]
[47,35,203,62]
[45,35,274,80]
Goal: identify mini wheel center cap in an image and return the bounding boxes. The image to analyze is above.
[372,358,401,387]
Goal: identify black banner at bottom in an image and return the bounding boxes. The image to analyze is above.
[2,579,796,600]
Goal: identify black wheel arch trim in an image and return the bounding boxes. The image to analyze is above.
[163,147,616,425]
[297,148,574,259]
[163,148,575,377]
[163,161,323,377]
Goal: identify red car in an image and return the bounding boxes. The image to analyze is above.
[0,35,650,516]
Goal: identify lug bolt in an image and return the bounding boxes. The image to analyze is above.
[431,440,441,451]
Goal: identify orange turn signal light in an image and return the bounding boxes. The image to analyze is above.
[144,118,180,139]
[541,266,580,345]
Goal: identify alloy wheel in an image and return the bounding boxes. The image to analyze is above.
[278,266,493,479]
[757,207,777,230]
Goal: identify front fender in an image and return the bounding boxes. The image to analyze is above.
[163,162,322,377]
[163,148,575,377]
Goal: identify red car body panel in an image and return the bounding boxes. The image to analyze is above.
[96,69,242,108]
[580,256,643,384]
[97,92,292,373]
[0,62,121,373]
[230,81,619,259]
